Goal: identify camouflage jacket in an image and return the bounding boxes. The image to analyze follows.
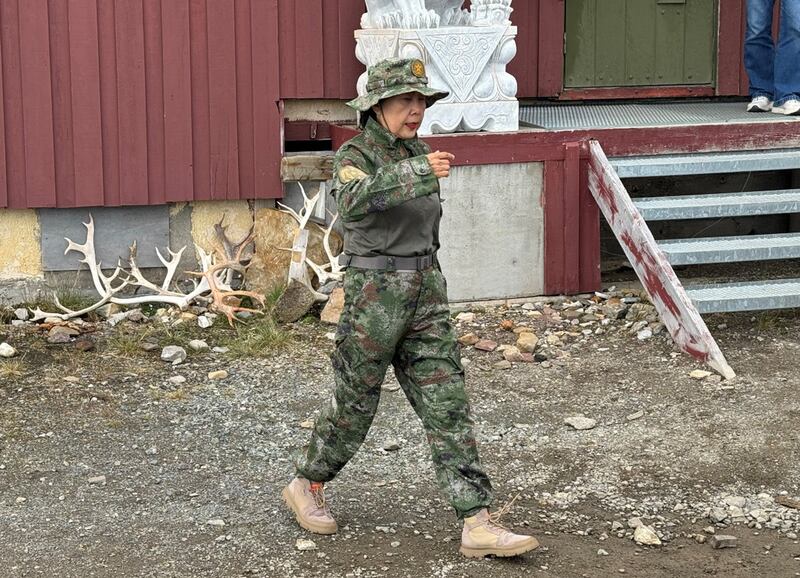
[332,117,441,258]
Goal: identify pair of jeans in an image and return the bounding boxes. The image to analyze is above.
[744,0,800,105]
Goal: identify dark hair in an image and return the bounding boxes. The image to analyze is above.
[358,107,378,130]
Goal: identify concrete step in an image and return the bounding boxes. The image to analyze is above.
[634,188,800,220]
[658,232,800,265]
[611,148,800,178]
[686,278,800,313]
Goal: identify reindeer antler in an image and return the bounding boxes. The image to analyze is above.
[306,211,344,284]
[277,182,321,230]
[186,234,265,326]
[30,213,264,322]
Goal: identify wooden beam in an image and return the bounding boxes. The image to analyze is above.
[559,86,714,101]
[330,122,800,167]
[284,120,332,141]
[281,154,334,182]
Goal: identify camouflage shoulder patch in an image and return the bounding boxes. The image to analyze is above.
[338,165,369,183]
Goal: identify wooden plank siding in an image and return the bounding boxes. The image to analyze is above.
[0,0,756,209]
[0,0,282,209]
[276,0,750,101]
[275,0,544,100]
[277,0,363,100]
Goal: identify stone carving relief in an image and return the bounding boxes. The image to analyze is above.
[355,0,518,134]
[361,0,512,29]
[361,0,470,29]
[470,0,513,26]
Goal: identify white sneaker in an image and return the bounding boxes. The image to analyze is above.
[747,96,773,112]
[772,99,800,116]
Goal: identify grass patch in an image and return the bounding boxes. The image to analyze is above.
[139,303,162,317]
[20,282,98,314]
[263,285,286,312]
[155,319,212,348]
[223,316,290,358]
[55,287,99,312]
[106,327,160,358]
[102,308,288,359]
[0,359,26,379]
[755,311,781,331]
[0,307,14,324]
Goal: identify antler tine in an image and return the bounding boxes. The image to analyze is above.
[155,246,187,292]
[276,201,302,224]
[186,239,265,326]
[64,214,107,296]
[321,212,340,263]
[277,181,321,230]
[127,240,184,297]
[314,212,343,282]
[233,232,255,263]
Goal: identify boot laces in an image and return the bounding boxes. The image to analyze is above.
[309,482,330,513]
[486,494,520,531]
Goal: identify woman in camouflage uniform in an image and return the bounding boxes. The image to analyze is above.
[283,58,539,559]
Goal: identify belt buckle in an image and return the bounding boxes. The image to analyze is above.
[386,256,396,271]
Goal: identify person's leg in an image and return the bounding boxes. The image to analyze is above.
[394,268,538,557]
[287,270,414,535]
[296,269,410,482]
[392,268,492,519]
[773,0,800,109]
[744,0,776,100]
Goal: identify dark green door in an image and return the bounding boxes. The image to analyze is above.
[564,0,716,88]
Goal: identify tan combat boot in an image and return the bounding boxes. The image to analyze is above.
[282,477,338,535]
[460,508,539,558]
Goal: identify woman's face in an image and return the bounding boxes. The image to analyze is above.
[373,92,427,139]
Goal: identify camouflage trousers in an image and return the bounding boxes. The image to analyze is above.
[296,267,494,518]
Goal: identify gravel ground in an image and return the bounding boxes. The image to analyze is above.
[1,294,800,578]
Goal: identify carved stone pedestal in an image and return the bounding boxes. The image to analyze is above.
[354,25,518,135]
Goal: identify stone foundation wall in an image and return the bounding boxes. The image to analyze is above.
[0,200,274,306]
[0,162,548,305]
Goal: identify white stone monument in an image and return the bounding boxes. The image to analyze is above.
[355,0,518,135]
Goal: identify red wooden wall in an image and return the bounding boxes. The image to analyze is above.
[277,0,751,102]
[0,0,753,209]
[277,0,363,99]
[0,0,282,209]
[274,0,563,101]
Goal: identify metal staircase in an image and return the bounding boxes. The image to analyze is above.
[588,143,800,378]
[613,148,800,315]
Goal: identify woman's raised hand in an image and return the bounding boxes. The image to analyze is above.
[426,151,456,178]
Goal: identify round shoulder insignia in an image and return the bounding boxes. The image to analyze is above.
[410,60,425,78]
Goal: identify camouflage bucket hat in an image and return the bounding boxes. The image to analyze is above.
[347,58,449,112]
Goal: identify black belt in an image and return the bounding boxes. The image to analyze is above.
[338,252,437,272]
